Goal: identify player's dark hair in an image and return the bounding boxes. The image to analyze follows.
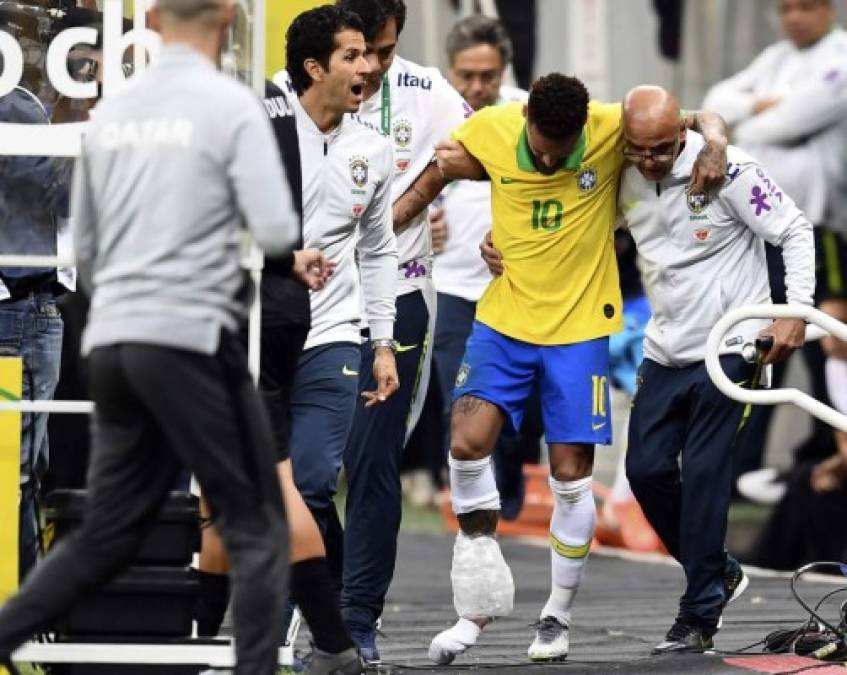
[527,73,589,140]
[336,0,405,41]
[445,15,513,68]
[286,5,364,95]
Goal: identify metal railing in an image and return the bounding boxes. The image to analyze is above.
[705,304,847,432]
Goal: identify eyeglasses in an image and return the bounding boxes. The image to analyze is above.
[622,140,677,162]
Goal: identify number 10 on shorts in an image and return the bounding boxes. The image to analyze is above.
[592,375,607,417]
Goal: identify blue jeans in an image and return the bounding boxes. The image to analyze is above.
[0,292,63,581]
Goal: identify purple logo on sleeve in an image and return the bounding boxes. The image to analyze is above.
[403,261,428,278]
[750,186,771,216]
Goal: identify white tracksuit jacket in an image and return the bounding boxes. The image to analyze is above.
[619,131,815,367]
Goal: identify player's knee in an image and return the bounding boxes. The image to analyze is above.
[449,436,489,462]
[551,462,592,484]
[549,444,594,483]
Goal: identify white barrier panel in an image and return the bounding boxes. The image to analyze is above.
[705,304,847,432]
[13,641,294,667]
[0,401,94,414]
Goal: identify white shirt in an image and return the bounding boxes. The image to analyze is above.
[354,56,471,295]
[275,74,398,351]
[620,131,815,367]
[432,86,527,303]
[702,27,847,226]
[826,357,847,415]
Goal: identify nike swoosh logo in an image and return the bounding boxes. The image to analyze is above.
[342,365,359,376]
[734,379,748,387]
[500,177,527,184]
[395,343,418,353]
[592,422,606,431]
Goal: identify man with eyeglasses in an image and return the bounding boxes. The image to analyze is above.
[432,73,730,664]
[620,85,814,654]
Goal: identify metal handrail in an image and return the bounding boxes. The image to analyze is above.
[705,304,847,432]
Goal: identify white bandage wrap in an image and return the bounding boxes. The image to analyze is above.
[451,531,514,618]
[548,476,595,590]
[448,455,501,515]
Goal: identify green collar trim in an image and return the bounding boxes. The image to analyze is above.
[516,123,587,173]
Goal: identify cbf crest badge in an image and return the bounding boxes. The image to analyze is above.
[686,188,709,214]
[576,166,597,193]
[350,156,369,188]
[393,118,413,172]
[393,119,412,148]
[455,363,470,388]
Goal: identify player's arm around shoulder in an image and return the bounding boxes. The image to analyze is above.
[436,103,503,181]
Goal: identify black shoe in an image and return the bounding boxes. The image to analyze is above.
[347,623,380,666]
[304,646,364,675]
[724,562,749,605]
[651,621,714,654]
[717,561,749,628]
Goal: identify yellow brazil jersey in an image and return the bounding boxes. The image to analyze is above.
[452,101,625,345]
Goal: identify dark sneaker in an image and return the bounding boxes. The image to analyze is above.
[304,647,363,675]
[724,562,749,605]
[652,621,714,654]
[527,616,569,662]
[347,624,380,667]
[718,561,749,629]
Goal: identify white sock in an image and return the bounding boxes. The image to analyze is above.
[541,587,576,626]
[610,422,635,503]
[545,476,596,623]
[452,617,482,642]
[449,455,501,514]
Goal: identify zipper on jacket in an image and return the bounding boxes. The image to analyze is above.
[655,182,661,196]
[324,139,328,156]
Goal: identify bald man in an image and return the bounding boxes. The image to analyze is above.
[619,86,815,653]
[0,1,297,673]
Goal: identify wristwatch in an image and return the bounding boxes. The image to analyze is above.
[371,338,396,352]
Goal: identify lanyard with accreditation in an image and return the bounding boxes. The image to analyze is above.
[381,74,391,135]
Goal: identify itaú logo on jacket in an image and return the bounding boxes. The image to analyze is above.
[0,0,161,158]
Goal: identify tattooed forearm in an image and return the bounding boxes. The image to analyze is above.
[392,185,430,234]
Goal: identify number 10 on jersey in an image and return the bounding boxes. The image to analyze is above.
[531,199,564,232]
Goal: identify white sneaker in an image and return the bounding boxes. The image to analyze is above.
[527,616,569,662]
[428,618,482,665]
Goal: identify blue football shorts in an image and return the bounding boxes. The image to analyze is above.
[453,321,612,445]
